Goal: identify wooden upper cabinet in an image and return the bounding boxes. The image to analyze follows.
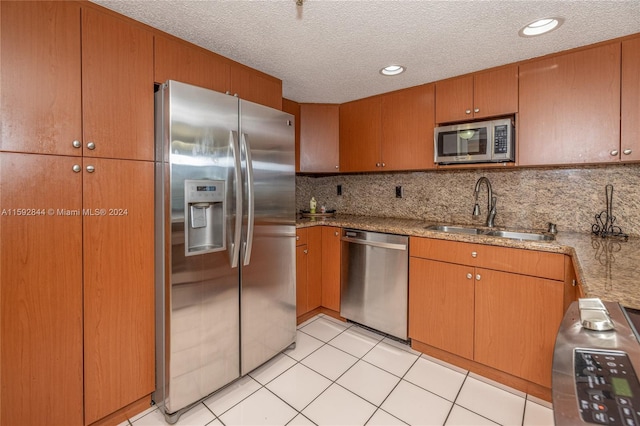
[519,43,621,166]
[300,104,340,173]
[339,96,381,172]
[381,84,436,170]
[435,65,518,124]
[622,37,640,162]
[282,99,301,172]
[154,35,230,93]
[82,7,155,161]
[230,63,283,110]
[0,1,82,156]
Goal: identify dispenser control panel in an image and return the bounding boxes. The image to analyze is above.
[184,179,226,256]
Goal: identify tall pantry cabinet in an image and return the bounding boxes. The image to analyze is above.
[1,2,155,426]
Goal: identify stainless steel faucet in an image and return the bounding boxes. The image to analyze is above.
[473,177,497,227]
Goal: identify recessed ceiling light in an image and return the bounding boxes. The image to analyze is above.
[380,65,405,76]
[519,17,564,37]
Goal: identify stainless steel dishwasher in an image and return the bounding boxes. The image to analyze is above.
[340,229,409,340]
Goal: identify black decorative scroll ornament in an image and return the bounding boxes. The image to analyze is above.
[592,184,629,241]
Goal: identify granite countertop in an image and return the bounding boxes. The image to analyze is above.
[297,214,640,310]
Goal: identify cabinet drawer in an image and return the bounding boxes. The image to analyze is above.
[410,237,565,281]
[296,228,308,246]
[410,237,482,265]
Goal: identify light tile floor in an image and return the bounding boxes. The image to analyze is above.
[120,314,554,426]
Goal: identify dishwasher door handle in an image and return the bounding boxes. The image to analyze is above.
[341,236,407,251]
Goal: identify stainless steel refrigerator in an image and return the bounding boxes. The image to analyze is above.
[153,80,296,423]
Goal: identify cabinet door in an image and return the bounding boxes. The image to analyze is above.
[474,268,563,388]
[409,258,474,359]
[321,227,341,312]
[622,37,640,162]
[519,43,621,165]
[339,97,381,172]
[0,1,82,156]
[230,63,282,110]
[308,227,323,311]
[300,104,340,173]
[154,35,230,92]
[1,153,83,426]
[473,65,518,119]
[381,84,436,170]
[83,158,155,424]
[82,8,154,161]
[435,75,473,124]
[296,245,309,317]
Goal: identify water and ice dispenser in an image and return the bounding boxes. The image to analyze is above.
[184,179,225,256]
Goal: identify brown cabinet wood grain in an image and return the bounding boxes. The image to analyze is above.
[321,227,341,312]
[435,65,518,124]
[474,268,564,388]
[83,158,155,425]
[0,1,82,156]
[308,227,323,311]
[519,43,621,166]
[296,244,309,317]
[381,84,436,170]
[230,63,283,110]
[282,99,301,172]
[154,35,230,93]
[300,104,340,173]
[295,228,322,318]
[622,37,640,162]
[82,8,154,161]
[1,153,84,426]
[339,97,381,172]
[409,257,474,359]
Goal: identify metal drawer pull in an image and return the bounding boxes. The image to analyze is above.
[72,164,81,173]
[86,165,95,173]
[471,251,478,258]
[466,273,473,279]
[476,274,481,281]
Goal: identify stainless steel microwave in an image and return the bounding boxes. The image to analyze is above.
[434,117,515,164]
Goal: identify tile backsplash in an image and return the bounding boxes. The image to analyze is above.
[296,164,640,236]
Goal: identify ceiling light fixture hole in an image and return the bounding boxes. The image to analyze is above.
[519,17,564,37]
[380,65,405,76]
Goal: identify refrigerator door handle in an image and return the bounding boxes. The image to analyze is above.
[241,132,255,266]
[229,131,242,268]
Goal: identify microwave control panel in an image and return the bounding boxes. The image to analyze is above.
[493,124,509,154]
[575,349,640,425]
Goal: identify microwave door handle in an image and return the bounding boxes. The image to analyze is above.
[228,130,242,268]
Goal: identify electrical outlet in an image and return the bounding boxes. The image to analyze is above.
[337,184,342,196]
[396,186,403,198]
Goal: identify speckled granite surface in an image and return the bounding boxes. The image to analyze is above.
[297,215,640,310]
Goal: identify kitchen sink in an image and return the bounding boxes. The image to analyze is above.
[484,230,555,241]
[424,225,484,235]
[425,224,555,241]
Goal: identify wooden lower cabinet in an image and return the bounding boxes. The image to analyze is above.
[83,158,155,424]
[0,153,155,425]
[296,244,309,317]
[408,236,570,393]
[474,268,564,388]
[409,258,474,360]
[321,226,341,312]
[295,227,322,318]
[0,153,84,426]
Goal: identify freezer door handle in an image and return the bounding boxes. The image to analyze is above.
[241,133,255,266]
[229,131,243,268]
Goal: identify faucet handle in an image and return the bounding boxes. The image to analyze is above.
[490,196,497,212]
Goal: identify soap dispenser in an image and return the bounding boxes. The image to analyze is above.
[310,197,317,214]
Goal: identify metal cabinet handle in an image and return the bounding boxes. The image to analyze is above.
[476,274,481,281]
[334,231,339,236]
[335,165,339,169]
[87,142,95,150]
[296,235,300,241]
[72,140,81,148]
[381,163,386,167]
[623,149,632,155]
[465,109,471,114]
[303,249,308,254]
[72,164,81,173]
[611,150,619,156]
[86,165,95,173]
[474,108,480,113]
[466,273,473,279]
[376,163,381,167]
[471,251,477,258]
[572,279,577,287]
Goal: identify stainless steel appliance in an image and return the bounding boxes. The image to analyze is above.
[553,300,640,425]
[154,80,296,423]
[340,229,409,340]
[434,117,515,164]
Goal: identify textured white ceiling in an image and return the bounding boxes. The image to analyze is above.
[91,0,640,104]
